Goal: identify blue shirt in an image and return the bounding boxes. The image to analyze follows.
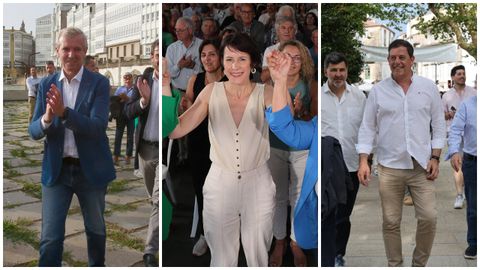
[265,105,318,249]
[446,95,477,159]
[114,85,135,98]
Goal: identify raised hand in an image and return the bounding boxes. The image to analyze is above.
[137,76,151,106]
[162,58,171,87]
[266,50,291,83]
[46,84,65,117]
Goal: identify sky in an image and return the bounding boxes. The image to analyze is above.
[3,3,55,36]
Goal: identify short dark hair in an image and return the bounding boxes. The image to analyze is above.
[220,32,261,68]
[84,55,95,65]
[45,60,54,66]
[151,39,159,55]
[323,52,348,70]
[199,38,221,57]
[388,39,414,58]
[450,65,465,77]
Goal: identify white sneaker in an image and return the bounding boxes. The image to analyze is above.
[192,235,208,256]
[454,194,465,209]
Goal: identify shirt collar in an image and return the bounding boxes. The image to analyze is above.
[59,66,84,83]
[322,81,351,94]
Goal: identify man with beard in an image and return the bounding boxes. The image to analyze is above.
[442,65,476,209]
[321,52,366,266]
[357,39,446,266]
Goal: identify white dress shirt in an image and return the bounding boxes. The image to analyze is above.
[322,83,366,172]
[26,76,43,98]
[442,85,476,130]
[356,74,446,170]
[42,66,84,158]
[142,73,159,142]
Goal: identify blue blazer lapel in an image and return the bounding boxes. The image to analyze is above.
[74,69,92,111]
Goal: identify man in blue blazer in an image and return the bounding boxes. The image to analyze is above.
[125,39,159,267]
[28,27,115,267]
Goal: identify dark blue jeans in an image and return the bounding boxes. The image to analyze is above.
[463,156,477,248]
[39,163,107,266]
[114,116,134,157]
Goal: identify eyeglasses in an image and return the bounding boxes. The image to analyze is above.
[123,76,132,79]
[174,28,188,33]
[241,10,254,15]
[287,54,302,64]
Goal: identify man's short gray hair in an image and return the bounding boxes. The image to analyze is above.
[274,16,297,34]
[177,17,194,31]
[56,27,88,50]
[276,5,295,19]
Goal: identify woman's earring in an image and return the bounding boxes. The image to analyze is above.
[251,67,257,74]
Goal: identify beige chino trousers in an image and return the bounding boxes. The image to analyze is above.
[378,160,437,267]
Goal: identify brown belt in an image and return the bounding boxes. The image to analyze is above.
[141,139,159,148]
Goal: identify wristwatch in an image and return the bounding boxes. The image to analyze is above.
[430,155,440,161]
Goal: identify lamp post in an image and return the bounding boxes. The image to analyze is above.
[28,52,40,67]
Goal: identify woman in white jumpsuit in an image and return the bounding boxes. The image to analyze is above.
[169,33,275,267]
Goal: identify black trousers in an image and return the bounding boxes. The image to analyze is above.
[335,171,360,256]
[321,208,336,266]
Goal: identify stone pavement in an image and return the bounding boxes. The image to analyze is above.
[3,101,152,267]
[345,155,476,267]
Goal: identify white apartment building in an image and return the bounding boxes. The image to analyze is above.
[3,24,35,68]
[360,19,395,83]
[35,14,54,68]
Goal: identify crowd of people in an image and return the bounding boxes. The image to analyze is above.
[27,27,160,267]
[162,3,318,267]
[321,39,476,267]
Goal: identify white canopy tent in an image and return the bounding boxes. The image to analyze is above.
[360,43,458,62]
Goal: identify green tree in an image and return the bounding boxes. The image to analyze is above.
[321,4,367,84]
[321,4,407,83]
[413,3,476,60]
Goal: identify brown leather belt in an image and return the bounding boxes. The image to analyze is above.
[141,139,159,148]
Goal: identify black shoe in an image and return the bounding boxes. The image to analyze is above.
[464,246,477,260]
[143,254,158,267]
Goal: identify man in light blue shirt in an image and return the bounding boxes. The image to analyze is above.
[446,95,477,260]
[165,17,203,92]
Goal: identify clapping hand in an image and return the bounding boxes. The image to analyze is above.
[137,76,151,106]
[162,58,171,87]
[46,84,65,118]
[266,50,291,83]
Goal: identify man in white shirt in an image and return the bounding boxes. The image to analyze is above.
[321,52,366,267]
[357,39,446,267]
[442,65,476,209]
[26,66,42,123]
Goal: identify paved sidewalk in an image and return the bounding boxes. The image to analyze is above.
[3,101,152,267]
[345,156,476,267]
